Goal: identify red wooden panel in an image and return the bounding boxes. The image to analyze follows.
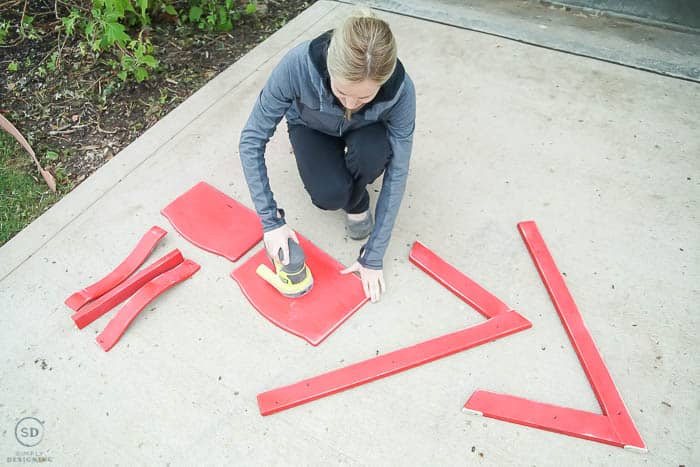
[231,234,369,346]
[96,259,200,352]
[258,311,532,415]
[409,241,511,318]
[162,181,263,261]
[71,249,184,329]
[65,226,167,311]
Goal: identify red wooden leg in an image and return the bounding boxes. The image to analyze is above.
[464,221,646,451]
[96,259,200,351]
[257,238,534,417]
[65,226,167,311]
[71,249,183,329]
[465,390,621,447]
[409,241,511,318]
[258,311,531,416]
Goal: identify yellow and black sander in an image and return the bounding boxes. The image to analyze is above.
[256,238,313,298]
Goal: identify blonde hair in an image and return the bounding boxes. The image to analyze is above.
[327,8,397,86]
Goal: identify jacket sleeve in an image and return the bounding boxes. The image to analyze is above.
[358,75,416,270]
[238,47,300,232]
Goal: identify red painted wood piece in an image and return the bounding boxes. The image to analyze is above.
[96,259,201,351]
[256,241,533,416]
[465,390,618,445]
[231,234,369,346]
[464,221,646,451]
[409,241,511,319]
[161,182,263,261]
[65,226,167,311]
[71,249,184,329]
[258,311,532,415]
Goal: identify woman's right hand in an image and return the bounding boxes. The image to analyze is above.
[263,224,299,265]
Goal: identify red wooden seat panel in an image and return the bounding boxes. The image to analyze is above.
[231,234,369,346]
[162,182,262,262]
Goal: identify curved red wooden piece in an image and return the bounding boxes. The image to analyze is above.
[162,182,263,262]
[71,249,184,329]
[65,226,167,311]
[96,259,200,351]
[231,234,369,346]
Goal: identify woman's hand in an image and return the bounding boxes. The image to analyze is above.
[340,262,385,302]
[263,224,299,265]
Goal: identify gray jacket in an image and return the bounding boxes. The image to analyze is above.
[239,31,416,269]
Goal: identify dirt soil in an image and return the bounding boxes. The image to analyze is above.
[0,0,314,186]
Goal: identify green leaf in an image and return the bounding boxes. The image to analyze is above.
[164,5,177,15]
[134,67,148,82]
[104,21,130,46]
[7,62,18,71]
[246,2,256,14]
[122,0,137,14]
[84,21,95,38]
[189,6,203,22]
[45,151,59,161]
[141,55,158,68]
[61,10,80,36]
[135,0,149,24]
[117,70,128,81]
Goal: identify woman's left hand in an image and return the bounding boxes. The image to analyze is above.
[340,262,385,302]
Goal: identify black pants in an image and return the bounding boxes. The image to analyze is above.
[287,122,392,214]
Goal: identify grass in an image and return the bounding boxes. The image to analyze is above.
[0,132,65,246]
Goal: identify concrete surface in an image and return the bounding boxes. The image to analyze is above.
[1,1,698,465]
[353,0,700,82]
[548,0,700,30]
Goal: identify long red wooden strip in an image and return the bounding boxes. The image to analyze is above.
[258,311,531,415]
[409,241,511,318]
[96,259,200,352]
[517,221,645,449]
[71,249,183,329]
[65,226,167,311]
[464,390,621,447]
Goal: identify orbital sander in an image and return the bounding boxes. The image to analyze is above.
[256,238,313,298]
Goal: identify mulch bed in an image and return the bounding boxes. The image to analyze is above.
[0,0,314,185]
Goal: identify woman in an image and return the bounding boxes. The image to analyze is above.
[239,9,416,302]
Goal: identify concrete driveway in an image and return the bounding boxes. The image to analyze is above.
[1,1,698,465]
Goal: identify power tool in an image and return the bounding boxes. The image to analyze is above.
[256,238,313,298]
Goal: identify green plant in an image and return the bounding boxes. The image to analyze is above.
[186,0,243,32]
[118,38,159,82]
[0,19,10,44]
[19,14,41,40]
[61,9,82,37]
[72,1,160,82]
[46,51,60,72]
